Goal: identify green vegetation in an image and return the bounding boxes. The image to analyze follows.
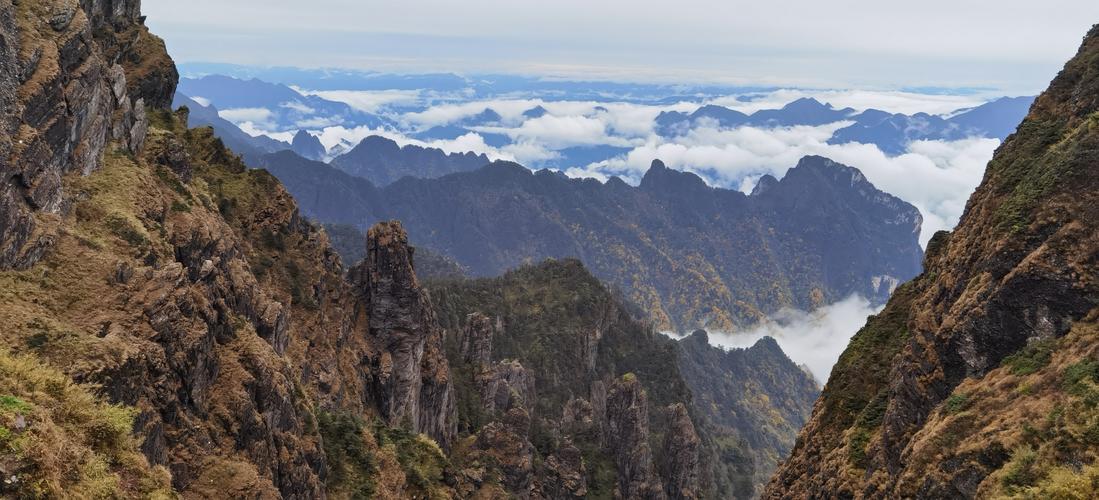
[104,214,148,247]
[848,428,872,468]
[0,351,171,498]
[318,412,377,499]
[1003,339,1056,375]
[1063,360,1099,398]
[1000,446,1042,489]
[373,423,449,499]
[943,393,970,414]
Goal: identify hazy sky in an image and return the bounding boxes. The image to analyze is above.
[144,1,1099,91]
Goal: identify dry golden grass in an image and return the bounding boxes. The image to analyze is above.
[0,350,172,498]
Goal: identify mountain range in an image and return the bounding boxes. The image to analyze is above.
[172,72,1032,175]
[657,96,1034,155]
[428,259,819,497]
[260,150,924,331]
[2,1,1090,499]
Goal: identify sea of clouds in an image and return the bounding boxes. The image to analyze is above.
[217,88,1005,381]
[220,87,997,246]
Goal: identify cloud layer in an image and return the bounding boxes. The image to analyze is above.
[217,87,1003,246]
[702,295,883,383]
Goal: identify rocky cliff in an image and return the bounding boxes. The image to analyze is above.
[0,2,461,496]
[0,0,176,270]
[429,259,819,499]
[766,25,1099,499]
[265,150,924,332]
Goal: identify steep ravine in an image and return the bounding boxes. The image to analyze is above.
[766,25,1099,499]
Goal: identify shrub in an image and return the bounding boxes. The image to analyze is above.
[848,428,872,468]
[944,393,970,414]
[1001,446,1041,489]
[1003,339,1056,376]
[318,412,377,498]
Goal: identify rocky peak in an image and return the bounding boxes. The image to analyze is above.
[606,374,667,500]
[351,220,455,446]
[639,160,711,196]
[459,312,495,368]
[783,97,830,111]
[290,129,325,161]
[750,174,779,196]
[331,134,491,186]
[659,403,702,500]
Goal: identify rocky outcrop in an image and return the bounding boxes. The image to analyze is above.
[766,24,1099,499]
[480,359,536,417]
[290,129,325,161]
[350,220,456,447]
[472,407,537,498]
[433,260,777,498]
[659,404,701,500]
[606,375,666,500]
[0,0,174,270]
[541,440,589,499]
[459,312,494,368]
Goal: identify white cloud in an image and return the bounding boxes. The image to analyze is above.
[297,88,423,114]
[479,114,628,149]
[312,125,512,163]
[709,89,988,115]
[294,116,342,129]
[190,96,211,107]
[701,294,883,383]
[401,99,540,128]
[218,107,274,123]
[279,100,316,114]
[236,121,294,143]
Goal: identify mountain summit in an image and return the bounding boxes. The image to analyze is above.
[330,135,491,186]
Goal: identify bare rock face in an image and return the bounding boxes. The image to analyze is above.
[659,404,701,500]
[351,220,456,446]
[0,0,175,270]
[459,312,494,368]
[472,407,537,498]
[480,359,536,417]
[541,440,588,499]
[606,375,667,500]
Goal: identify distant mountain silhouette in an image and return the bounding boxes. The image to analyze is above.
[658,96,1034,155]
[261,151,924,331]
[828,96,1036,154]
[178,75,389,131]
[329,135,491,186]
[290,130,326,161]
[656,97,854,136]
